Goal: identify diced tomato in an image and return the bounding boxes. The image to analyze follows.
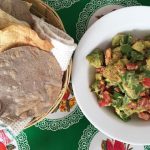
[114,140,125,150]
[140,91,147,97]
[99,100,110,107]
[106,139,114,150]
[119,68,126,74]
[138,97,150,109]
[126,63,138,70]
[127,102,137,109]
[62,89,70,100]
[105,48,112,65]
[140,89,150,97]
[0,142,6,150]
[96,66,105,73]
[103,91,111,103]
[99,91,112,107]
[99,81,106,92]
[138,112,150,121]
[142,78,150,87]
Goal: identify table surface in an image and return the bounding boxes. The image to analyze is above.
[15,0,150,150]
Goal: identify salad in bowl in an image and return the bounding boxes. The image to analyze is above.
[87,34,150,121]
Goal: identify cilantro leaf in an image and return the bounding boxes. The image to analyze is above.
[131,50,144,62]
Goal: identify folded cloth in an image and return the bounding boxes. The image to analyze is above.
[0,118,32,135]
[32,15,77,71]
[51,38,76,71]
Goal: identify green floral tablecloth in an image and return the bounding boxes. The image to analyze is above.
[15,0,150,150]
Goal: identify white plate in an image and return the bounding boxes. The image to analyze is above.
[78,124,145,150]
[72,6,150,145]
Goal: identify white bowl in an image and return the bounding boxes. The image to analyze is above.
[72,6,150,145]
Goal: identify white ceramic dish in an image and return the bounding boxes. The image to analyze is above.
[72,6,150,145]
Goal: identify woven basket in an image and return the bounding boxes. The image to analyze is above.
[23,0,72,128]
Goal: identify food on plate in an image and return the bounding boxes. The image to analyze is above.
[0,8,29,29]
[0,0,33,25]
[0,46,62,121]
[87,33,150,121]
[0,24,54,52]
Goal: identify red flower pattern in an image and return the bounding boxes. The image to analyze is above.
[102,139,133,150]
[0,142,6,150]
